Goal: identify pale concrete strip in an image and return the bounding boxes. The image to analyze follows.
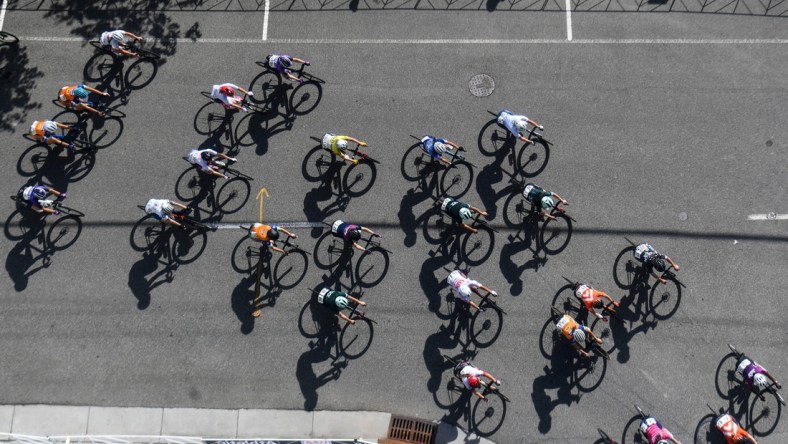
[747,213,788,220]
[236,409,313,438]
[161,408,237,437]
[86,407,163,435]
[0,407,12,434]
[11,406,89,436]
[16,36,788,44]
[312,411,390,441]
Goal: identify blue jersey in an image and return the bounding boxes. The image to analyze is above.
[421,135,448,159]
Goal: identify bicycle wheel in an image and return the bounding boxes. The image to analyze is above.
[401,143,430,182]
[0,31,20,45]
[612,246,638,289]
[87,117,123,149]
[342,160,377,197]
[17,144,51,177]
[193,101,230,135]
[440,161,474,199]
[355,246,390,288]
[313,231,346,270]
[174,168,205,202]
[422,207,450,245]
[171,228,208,265]
[84,52,117,83]
[273,249,308,289]
[516,140,550,178]
[589,317,615,355]
[477,119,513,156]
[470,306,503,348]
[501,192,530,228]
[461,225,495,266]
[216,177,250,214]
[302,145,336,182]
[124,57,158,90]
[714,353,741,400]
[693,415,720,444]
[576,354,607,392]
[540,213,572,255]
[52,203,85,217]
[750,390,782,436]
[248,70,281,104]
[289,81,322,116]
[130,216,163,251]
[648,277,681,320]
[339,317,374,359]
[46,215,82,251]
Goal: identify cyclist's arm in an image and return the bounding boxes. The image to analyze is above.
[474,284,497,296]
[438,156,452,165]
[55,122,71,130]
[269,243,286,254]
[347,294,366,306]
[171,201,189,212]
[359,226,377,236]
[118,47,139,57]
[351,241,367,252]
[665,256,680,271]
[481,370,499,384]
[338,311,355,324]
[347,136,366,146]
[460,222,478,234]
[216,152,236,162]
[84,85,109,96]
[236,86,251,96]
[292,57,308,64]
[526,117,542,128]
[551,192,568,205]
[571,342,590,358]
[468,299,481,312]
[471,389,486,400]
[583,326,601,343]
[124,32,144,41]
[589,306,604,320]
[207,167,228,179]
[469,206,488,217]
[445,140,460,149]
[163,218,182,228]
[45,187,63,198]
[279,227,297,238]
[650,269,668,284]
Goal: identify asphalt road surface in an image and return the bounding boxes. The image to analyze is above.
[1,3,787,443]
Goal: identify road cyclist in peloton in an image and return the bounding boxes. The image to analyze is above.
[99,29,144,57]
[634,242,680,285]
[574,282,620,322]
[144,198,190,229]
[420,135,462,165]
[210,83,253,112]
[329,219,380,252]
[497,108,544,145]
[265,53,310,83]
[452,359,502,402]
[639,412,682,444]
[58,83,110,117]
[734,351,782,400]
[316,287,366,325]
[247,223,297,254]
[28,119,75,150]
[714,411,757,444]
[555,310,602,359]
[522,183,568,220]
[447,269,497,313]
[439,197,488,233]
[16,184,66,216]
[187,148,237,180]
[322,133,367,165]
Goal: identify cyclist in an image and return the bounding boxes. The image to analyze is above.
[99,29,144,57]
[451,359,501,401]
[555,311,602,359]
[247,223,297,254]
[714,412,757,444]
[265,54,310,83]
[634,243,680,285]
[573,283,620,322]
[58,83,109,117]
[640,414,682,444]
[497,109,544,145]
[16,184,65,215]
[735,354,781,399]
[330,219,380,252]
[210,83,253,112]
[316,287,365,325]
[439,197,488,233]
[522,183,568,220]
[29,119,74,150]
[187,148,237,180]
[420,135,461,165]
[447,269,497,312]
[322,133,366,164]
[144,198,190,228]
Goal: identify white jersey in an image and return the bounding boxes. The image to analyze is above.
[100,30,125,51]
[210,83,241,107]
[144,198,172,220]
[188,149,217,172]
[459,365,484,390]
[447,270,480,302]
[498,110,528,137]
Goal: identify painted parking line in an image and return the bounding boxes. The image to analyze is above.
[262,0,270,41]
[0,0,8,32]
[747,213,788,220]
[565,0,572,41]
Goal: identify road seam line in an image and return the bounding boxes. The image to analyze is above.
[565,0,573,41]
[262,0,270,41]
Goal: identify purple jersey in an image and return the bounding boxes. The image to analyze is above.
[742,361,766,388]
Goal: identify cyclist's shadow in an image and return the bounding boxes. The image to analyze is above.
[127,248,178,310]
[295,311,350,410]
[474,148,522,222]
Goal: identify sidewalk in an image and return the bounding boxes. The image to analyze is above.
[0,405,496,444]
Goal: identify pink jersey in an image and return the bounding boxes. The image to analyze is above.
[643,419,674,444]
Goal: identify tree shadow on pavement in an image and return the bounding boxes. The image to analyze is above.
[0,42,43,134]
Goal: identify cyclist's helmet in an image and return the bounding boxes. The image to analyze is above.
[280,56,292,68]
[337,139,348,150]
[737,358,753,374]
[753,373,769,390]
[467,376,480,388]
[200,151,215,161]
[161,201,174,215]
[43,121,58,133]
[572,328,586,344]
[335,296,349,310]
[459,286,472,300]
[32,187,47,200]
[219,85,235,96]
[657,440,670,444]
[348,229,362,241]
[541,196,555,211]
[459,208,473,220]
[73,87,89,99]
[434,142,448,154]
[268,227,280,241]
[652,258,667,272]
[111,30,125,42]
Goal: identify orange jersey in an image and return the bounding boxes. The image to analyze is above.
[252,224,274,242]
[576,285,607,310]
[556,314,580,341]
[58,85,78,105]
[29,121,49,140]
[715,414,752,443]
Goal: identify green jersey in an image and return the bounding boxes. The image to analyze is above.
[441,197,469,221]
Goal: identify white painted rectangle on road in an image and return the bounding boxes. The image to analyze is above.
[748,213,788,220]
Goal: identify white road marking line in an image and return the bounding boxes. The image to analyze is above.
[747,214,788,220]
[262,0,270,41]
[0,0,8,32]
[565,0,573,41]
[17,36,788,44]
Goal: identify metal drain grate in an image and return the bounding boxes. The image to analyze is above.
[469,74,495,97]
[385,415,437,444]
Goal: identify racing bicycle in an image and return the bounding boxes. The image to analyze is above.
[550,306,610,360]
[727,344,785,405]
[11,193,84,217]
[562,276,621,321]
[442,355,509,402]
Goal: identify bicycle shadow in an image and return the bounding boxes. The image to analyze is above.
[17,141,97,187]
[498,223,547,297]
[127,248,178,310]
[173,165,251,221]
[295,314,349,410]
[0,42,44,134]
[474,148,521,222]
[398,182,442,248]
[235,82,296,156]
[419,206,496,268]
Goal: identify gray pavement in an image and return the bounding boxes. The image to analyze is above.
[1,4,787,444]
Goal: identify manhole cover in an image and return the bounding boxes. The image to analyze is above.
[768,212,777,220]
[678,212,687,221]
[766,140,773,147]
[469,74,495,97]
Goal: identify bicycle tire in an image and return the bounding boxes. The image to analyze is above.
[302,145,337,182]
[216,177,250,214]
[401,143,429,182]
[540,213,572,255]
[193,101,230,135]
[84,51,118,83]
[714,352,741,400]
[289,80,322,116]
[612,246,638,290]
[125,57,158,90]
[461,225,495,266]
[174,167,206,202]
[171,228,208,265]
[52,202,85,217]
[648,277,682,320]
[87,116,123,149]
[516,140,550,178]
[776,390,786,406]
[312,231,346,270]
[477,119,512,156]
[0,31,20,45]
[342,160,377,197]
[248,70,281,104]
[440,160,473,199]
[749,389,781,436]
[354,245,390,288]
[130,217,165,252]
[273,249,308,289]
[47,215,82,251]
